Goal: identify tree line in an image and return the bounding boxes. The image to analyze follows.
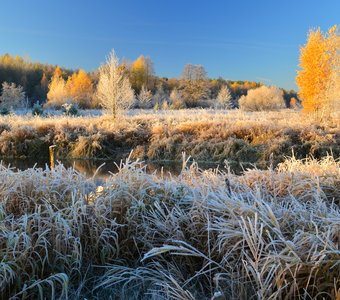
[0,53,298,112]
[0,24,338,115]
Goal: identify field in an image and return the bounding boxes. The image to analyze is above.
[0,109,339,299]
[0,109,340,168]
[1,1,339,298]
[0,153,339,299]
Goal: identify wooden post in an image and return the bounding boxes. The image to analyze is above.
[49,145,57,169]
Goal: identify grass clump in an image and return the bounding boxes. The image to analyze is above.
[0,154,339,299]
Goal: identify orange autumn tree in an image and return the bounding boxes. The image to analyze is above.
[296,25,339,113]
[46,66,68,107]
[66,69,94,108]
[53,65,63,78]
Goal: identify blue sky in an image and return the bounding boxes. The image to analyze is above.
[0,0,339,90]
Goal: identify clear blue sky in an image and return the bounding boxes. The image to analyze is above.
[0,0,339,90]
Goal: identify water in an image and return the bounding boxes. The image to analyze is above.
[0,157,222,180]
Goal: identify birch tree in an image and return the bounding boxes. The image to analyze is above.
[96,49,135,118]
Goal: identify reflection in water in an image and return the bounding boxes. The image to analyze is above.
[1,158,223,180]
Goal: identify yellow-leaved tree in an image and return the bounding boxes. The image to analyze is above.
[46,66,68,107]
[129,55,154,93]
[296,25,339,113]
[66,69,94,108]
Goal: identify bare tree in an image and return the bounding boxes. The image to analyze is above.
[0,82,25,110]
[96,49,135,118]
[181,64,207,81]
[216,85,233,109]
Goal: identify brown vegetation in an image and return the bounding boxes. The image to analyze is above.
[0,110,339,168]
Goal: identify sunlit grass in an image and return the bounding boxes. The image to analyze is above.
[0,109,339,165]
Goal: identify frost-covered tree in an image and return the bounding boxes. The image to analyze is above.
[179,64,209,107]
[179,80,210,107]
[216,85,232,109]
[325,67,340,113]
[181,64,207,80]
[137,85,152,108]
[96,49,135,118]
[239,85,285,111]
[170,88,185,109]
[0,82,25,110]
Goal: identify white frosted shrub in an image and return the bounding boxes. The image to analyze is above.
[0,82,25,110]
[216,85,232,109]
[239,85,285,111]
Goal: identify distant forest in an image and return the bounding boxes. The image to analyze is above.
[0,53,297,108]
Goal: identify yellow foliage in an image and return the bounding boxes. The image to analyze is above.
[47,68,94,108]
[131,56,146,72]
[230,82,240,91]
[296,25,339,113]
[130,55,153,92]
[54,66,63,78]
[46,66,67,107]
[66,69,93,108]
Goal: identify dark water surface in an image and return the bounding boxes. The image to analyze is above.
[1,157,224,180]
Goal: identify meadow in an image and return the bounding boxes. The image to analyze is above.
[0,109,339,299]
[0,4,338,298]
[0,109,339,168]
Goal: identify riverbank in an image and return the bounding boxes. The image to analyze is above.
[0,109,339,167]
[0,155,339,298]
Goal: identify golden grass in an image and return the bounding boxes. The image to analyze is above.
[0,154,339,299]
[0,109,339,165]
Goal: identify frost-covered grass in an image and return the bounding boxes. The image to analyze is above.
[13,107,104,117]
[0,155,339,299]
[0,109,339,166]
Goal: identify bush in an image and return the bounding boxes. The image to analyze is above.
[239,85,285,111]
[61,103,78,116]
[32,102,44,116]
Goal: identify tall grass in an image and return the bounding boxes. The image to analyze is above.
[0,109,339,166]
[0,154,339,299]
